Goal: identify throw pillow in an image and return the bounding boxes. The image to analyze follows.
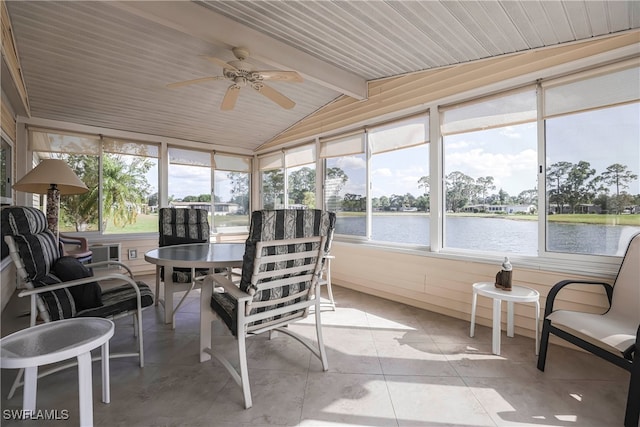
[52,256,103,311]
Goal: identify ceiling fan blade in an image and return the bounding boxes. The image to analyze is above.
[166,76,224,89]
[257,70,303,83]
[221,85,241,111]
[202,55,238,71]
[255,83,295,109]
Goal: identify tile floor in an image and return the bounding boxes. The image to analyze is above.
[0,275,631,426]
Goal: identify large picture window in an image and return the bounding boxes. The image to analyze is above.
[322,132,366,237]
[213,153,251,231]
[369,114,429,245]
[30,129,159,234]
[543,63,640,256]
[441,89,538,254]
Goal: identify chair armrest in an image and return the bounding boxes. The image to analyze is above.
[203,274,251,303]
[17,272,141,298]
[59,233,89,251]
[544,279,613,318]
[85,260,135,278]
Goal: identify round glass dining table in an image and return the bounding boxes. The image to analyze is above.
[145,243,245,325]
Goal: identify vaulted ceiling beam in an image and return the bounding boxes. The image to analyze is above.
[111,1,367,100]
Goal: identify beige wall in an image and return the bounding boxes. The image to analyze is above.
[329,242,614,344]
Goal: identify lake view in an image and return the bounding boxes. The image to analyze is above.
[335,215,640,256]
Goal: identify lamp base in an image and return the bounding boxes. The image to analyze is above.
[46,185,60,237]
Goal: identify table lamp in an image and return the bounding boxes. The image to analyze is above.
[13,159,89,239]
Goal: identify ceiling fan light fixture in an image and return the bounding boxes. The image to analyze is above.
[168,46,302,111]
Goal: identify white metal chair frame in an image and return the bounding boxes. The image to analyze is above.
[4,235,148,400]
[199,235,329,409]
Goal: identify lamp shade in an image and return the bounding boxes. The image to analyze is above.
[13,159,89,195]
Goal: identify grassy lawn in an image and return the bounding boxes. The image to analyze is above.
[102,213,250,234]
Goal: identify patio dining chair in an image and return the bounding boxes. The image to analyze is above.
[157,207,210,328]
[199,209,336,409]
[538,232,639,425]
[1,206,154,399]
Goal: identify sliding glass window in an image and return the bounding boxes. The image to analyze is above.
[259,152,284,209]
[286,143,316,209]
[321,132,366,237]
[213,153,251,231]
[543,61,640,256]
[369,114,430,245]
[30,129,101,232]
[441,88,538,254]
[103,138,158,234]
[30,130,160,234]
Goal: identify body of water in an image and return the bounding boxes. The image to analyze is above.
[335,215,640,256]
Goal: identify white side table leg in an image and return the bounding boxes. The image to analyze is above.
[470,290,478,337]
[101,340,110,404]
[535,299,540,355]
[23,366,37,412]
[492,298,501,355]
[77,352,94,427]
[507,300,515,338]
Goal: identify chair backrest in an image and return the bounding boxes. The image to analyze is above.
[239,209,336,327]
[1,206,76,322]
[159,207,210,247]
[610,232,640,323]
[1,206,60,281]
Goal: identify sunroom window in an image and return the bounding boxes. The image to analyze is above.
[321,131,366,237]
[213,153,251,232]
[369,114,430,245]
[441,88,538,255]
[543,61,640,256]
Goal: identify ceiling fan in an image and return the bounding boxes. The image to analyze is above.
[166,47,303,111]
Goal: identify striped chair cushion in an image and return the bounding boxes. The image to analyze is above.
[1,207,60,280]
[76,282,154,318]
[32,274,76,322]
[211,209,335,333]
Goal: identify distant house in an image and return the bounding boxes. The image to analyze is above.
[462,204,535,214]
[169,201,241,215]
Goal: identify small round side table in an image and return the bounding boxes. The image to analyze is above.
[470,282,540,355]
[0,317,114,427]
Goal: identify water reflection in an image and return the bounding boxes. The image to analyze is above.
[335,215,639,256]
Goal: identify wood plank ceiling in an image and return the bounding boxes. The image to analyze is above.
[5,0,639,153]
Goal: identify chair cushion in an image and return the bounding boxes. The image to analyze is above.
[32,274,76,321]
[76,281,154,318]
[2,206,60,281]
[159,266,209,283]
[52,256,103,311]
[159,208,210,247]
[210,291,237,334]
[547,310,637,353]
[240,209,336,296]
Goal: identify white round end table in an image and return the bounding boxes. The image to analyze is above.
[469,282,540,355]
[0,317,114,427]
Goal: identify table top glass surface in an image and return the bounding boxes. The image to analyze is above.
[145,242,245,264]
[0,318,114,362]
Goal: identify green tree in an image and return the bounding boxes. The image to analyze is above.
[61,154,153,231]
[446,171,474,212]
[287,167,315,205]
[262,169,284,209]
[546,161,572,213]
[102,154,152,230]
[563,161,597,213]
[601,163,638,213]
[227,172,249,213]
[476,176,495,205]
